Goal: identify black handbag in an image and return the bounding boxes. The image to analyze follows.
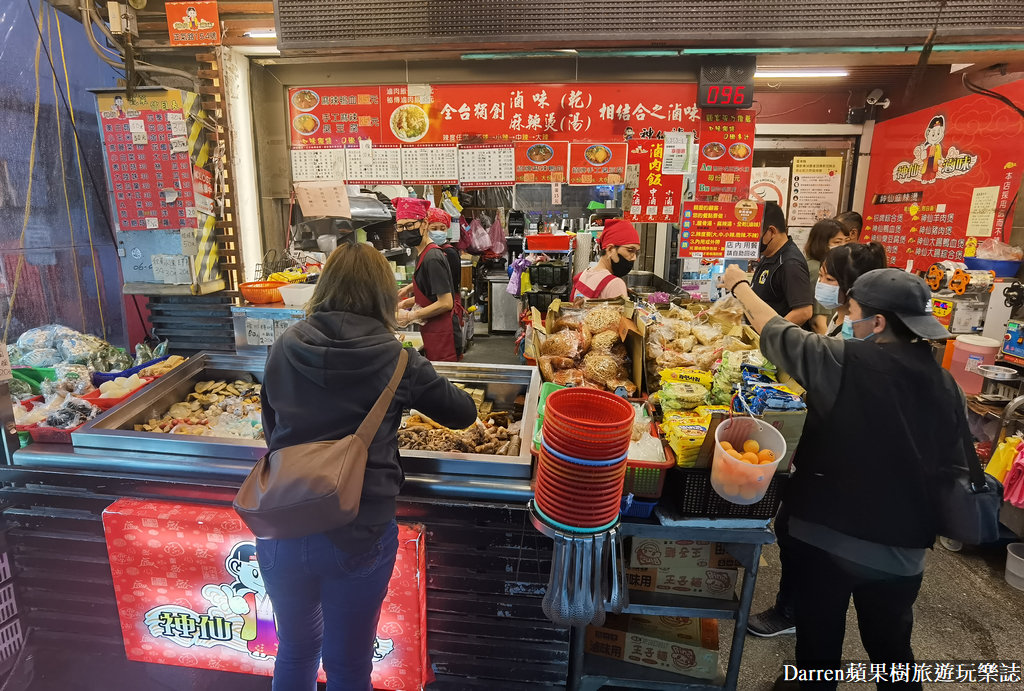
[932,408,1004,545]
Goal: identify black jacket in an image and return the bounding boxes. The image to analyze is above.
[261,311,477,549]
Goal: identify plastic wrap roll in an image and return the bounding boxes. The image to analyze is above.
[573,231,593,276]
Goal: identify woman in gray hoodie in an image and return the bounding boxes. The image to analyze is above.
[259,243,476,691]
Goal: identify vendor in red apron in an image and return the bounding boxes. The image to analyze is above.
[570,218,641,300]
[395,198,459,361]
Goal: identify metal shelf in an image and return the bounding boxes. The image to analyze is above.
[580,654,726,691]
[622,591,738,619]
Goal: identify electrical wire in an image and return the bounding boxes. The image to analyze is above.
[962,72,1024,120]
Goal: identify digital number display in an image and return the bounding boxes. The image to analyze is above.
[698,83,753,108]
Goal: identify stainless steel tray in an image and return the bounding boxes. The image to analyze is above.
[73,353,539,479]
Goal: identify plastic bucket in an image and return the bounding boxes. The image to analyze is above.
[950,335,1000,395]
[710,417,787,505]
[278,282,316,307]
[1006,543,1024,592]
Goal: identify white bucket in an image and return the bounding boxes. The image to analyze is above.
[710,416,787,505]
[1006,543,1024,591]
[278,282,316,308]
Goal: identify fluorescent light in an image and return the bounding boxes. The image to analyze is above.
[755,69,849,79]
[243,29,277,38]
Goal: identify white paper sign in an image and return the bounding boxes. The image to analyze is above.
[129,119,146,133]
[750,167,792,216]
[290,149,347,182]
[274,320,292,340]
[294,181,352,218]
[145,217,159,229]
[789,157,843,226]
[399,146,459,184]
[179,228,199,255]
[662,131,691,175]
[0,344,12,383]
[458,146,515,185]
[152,254,192,284]
[345,145,403,185]
[551,183,562,205]
[166,112,184,122]
[257,319,275,345]
[170,137,189,154]
[170,120,188,137]
[132,131,149,146]
[966,186,1000,237]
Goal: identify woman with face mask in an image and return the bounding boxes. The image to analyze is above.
[570,219,641,300]
[816,242,888,338]
[394,198,459,361]
[804,219,848,335]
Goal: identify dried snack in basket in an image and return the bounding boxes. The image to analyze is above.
[8,378,32,400]
[707,294,745,327]
[139,355,187,378]
[552,308,586,332]
[551,368,585,387]
[646,322,678,347]
[668,336,696,354]
[691,344,722,371]
[583,306,623,335]
[582,352,621,387]
[541,329,583,359]
[590,330,622,353]
[692,322,723,347]
[673,320,693,339]
[657,349,698,370]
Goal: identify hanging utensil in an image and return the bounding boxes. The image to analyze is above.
[609,526,625,614]
[556,534,575,626]
[580,535,595,626]
[542,533,562,621]
[569,535,589,627]
[617,528,630,611]
[592,531,606,627]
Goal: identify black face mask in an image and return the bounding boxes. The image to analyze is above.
[610,252,634,277]
[398,229,423,248]
[759,231,772,255]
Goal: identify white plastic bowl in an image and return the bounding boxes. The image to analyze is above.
[278,282,315,308]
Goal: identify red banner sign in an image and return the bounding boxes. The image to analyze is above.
[862,82,1024,270]
[568,142,627,185]
[624,139,685,223]
[678,200,763,259]
[166,1,220,46]
[695,109,755,202]
[102,499,430,690]
[514,141,569,183]
[289,83,701,150]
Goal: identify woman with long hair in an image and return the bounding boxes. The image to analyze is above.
[803,219,848,335]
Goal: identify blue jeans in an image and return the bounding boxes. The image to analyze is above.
[257,522,399,691]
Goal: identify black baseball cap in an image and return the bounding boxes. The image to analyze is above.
[848,268,952,340]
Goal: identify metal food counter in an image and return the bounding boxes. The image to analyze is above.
[2,354,566,689]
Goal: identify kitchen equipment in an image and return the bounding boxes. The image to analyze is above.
[977,364,1021,401]
[931,292,986,335]
[1002,320,1024,365]
[982,279,1024,342]
[950,335,1000,395]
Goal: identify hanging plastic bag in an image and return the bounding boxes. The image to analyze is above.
[988,436,1024,484]
[507,254,531,297]
[489,216,507,256]
[469,218,491,253]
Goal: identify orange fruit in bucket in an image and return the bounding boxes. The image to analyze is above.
[720,441,734,452]
[726,449,744,461]
[741,452,759,464]
[743,440,760,454]
[758,449,776,464]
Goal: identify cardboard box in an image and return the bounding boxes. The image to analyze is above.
[626,566,739,600]
[628,539,741,571]
[586,615,720,680]
[607,614,719,650]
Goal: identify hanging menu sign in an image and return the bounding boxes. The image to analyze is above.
[678,199,763,259]
[661,131,692,175]
[789,156,843,226]
[568,143,627,185]
[458,145,515,187]
[400,145,459,184]
[344,145,402,185]
[695,109,755,202]
[288,87,382,150]
[514,141,569,183]
[624,139,685,223]
[290,149,347,182]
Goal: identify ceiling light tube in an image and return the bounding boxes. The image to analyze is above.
[754,69,849,78]
[243,29,277,38]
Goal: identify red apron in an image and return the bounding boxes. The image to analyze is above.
[414,244,458,362]
[571,272,617,300]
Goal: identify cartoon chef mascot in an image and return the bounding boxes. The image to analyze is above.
[222,543,277,660]
[919,115,945,184]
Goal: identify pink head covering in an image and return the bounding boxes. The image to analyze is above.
[426,207,452,227]
[395,197,430,221]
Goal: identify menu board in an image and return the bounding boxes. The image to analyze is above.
[695,109,755,202]
[458,145,515,187]
[568,143,627,185]
[678,200,763,259]
[861,81,1024,269]
[624,139,685,223]
[399,145,459,184]
[789,157,843,226]
[290,149,347,182]
[514,141,569,182]
[288,87,381,149]
[289,83,701,149]
[344,145,402,185]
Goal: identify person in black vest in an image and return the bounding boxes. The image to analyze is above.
[749,202,813,325]
[722,265,966,691]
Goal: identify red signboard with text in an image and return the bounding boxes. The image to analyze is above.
[514,141,569,183]
[678,199,763,259]
[568,142,627,185]
[165,1,220,46]
[695,109,755,202]
[861,82,1024,270]
[625,139,685,223]
[102,499,430,690]
[289,83,701,150]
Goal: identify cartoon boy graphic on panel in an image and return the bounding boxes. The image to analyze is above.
[184,6,200,30]
[222,543,277,660]
[113,96,126,119]
[920,115,945,184]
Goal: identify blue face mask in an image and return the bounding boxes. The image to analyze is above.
[842,315,877,341]
[814,282,841,310]
[428,230,448,246]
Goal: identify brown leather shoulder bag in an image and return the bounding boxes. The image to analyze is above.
[234,348,408,539]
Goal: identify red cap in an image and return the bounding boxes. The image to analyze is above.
[426,207,452,226]
[598,219,640,249]
[395,197,430,221]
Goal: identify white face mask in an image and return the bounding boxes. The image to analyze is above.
[815,282,841,310]
[428,230,448,245]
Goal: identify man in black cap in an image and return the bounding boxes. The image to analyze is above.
[722,266,969,691]
[749,201,813,325]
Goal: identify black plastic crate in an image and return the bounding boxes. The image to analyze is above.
[529,261,571,287]
[525,286,569,313]
[664,467,787,519]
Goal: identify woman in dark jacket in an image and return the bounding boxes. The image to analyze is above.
[258,242,477,691]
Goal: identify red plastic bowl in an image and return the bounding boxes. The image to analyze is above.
[545,388,636,430]
[538,448,627,483]
[534,492,622,528]
[542,427,631,460]
[535,472,625,502]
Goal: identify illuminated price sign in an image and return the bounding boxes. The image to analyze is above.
[698,57,755,109]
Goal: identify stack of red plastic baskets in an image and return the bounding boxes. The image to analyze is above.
[534,388,635,529]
